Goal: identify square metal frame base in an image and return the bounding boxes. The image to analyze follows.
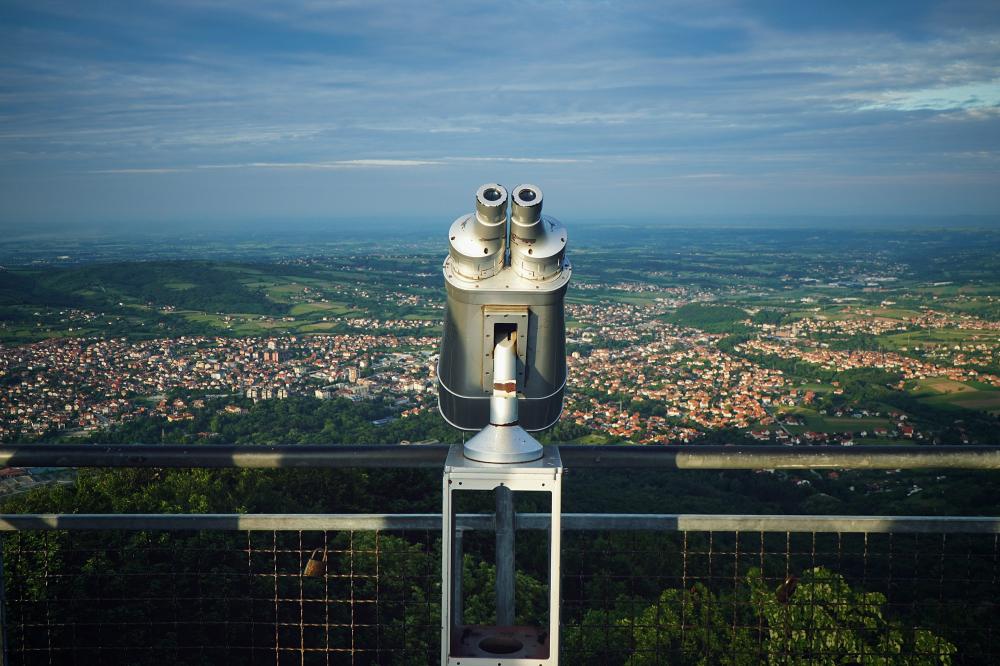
[441,444,562,665]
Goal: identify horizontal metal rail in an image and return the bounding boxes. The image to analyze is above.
[2,444,1000,469]
[1,513,997,534]
[0,444,449,469]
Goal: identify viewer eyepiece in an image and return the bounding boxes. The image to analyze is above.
[511,183,543,227]
[475,183,509,226]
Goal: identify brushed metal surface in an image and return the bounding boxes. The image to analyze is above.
[438,183,571,431]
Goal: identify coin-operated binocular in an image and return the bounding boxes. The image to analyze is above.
[439,184,569,664]
[437,183,571,463]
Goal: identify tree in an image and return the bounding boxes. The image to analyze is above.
[564,567,956,665]
[566,583,757,665]
[748,567,956,665]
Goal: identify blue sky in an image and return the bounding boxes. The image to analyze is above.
[1,0,998,230]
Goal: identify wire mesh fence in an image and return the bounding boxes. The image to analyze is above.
[561,530,998,665]
[1,529,441,665]
[2,522,997,665]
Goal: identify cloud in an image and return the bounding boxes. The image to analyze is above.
[88,167,187,174]
[444,157,592,164]
[3,0,1000,222]
[676,172,728,179]
[195,159,443,170]
[356,123,482,134]
[88,156,591,173]
[859,80,1000,111]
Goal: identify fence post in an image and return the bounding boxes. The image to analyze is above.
[0,534,8,666]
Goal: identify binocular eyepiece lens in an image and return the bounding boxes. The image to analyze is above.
[474,183,509,227]
[482,187,503,202]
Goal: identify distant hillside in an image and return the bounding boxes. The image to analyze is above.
[664,303,750,333]
[2,262,286,315]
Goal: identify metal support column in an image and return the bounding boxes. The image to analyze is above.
[495,485,515,626]
[451,528,463,633]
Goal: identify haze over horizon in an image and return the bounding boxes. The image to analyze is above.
[2,0,999,232]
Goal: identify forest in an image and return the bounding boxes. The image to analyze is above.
[2,262,288,315]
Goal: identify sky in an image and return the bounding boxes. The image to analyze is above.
[1,0,999,231]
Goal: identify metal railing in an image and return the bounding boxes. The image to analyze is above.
[2,512,1000,534]
[1,444,999,664]
[3,443,1000,469]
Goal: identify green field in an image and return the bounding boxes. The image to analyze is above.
[566,433,613,445]
[0,260,444,341]
[799,382,835,393]
[912,378,977,394]
[881,328,1000,350]
[298,322,340,332]
[922,390,1000,413]
[905,377,1000,415]
[289,302,355,316]
[866,307,923,319]
[779,407,891,433]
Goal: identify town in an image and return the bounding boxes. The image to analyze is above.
[4,294,999,452]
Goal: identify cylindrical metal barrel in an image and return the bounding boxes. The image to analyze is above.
[475,183,508,226]
[490,335,518,426]
[447,184,508,280]
[510,183,542,229]
[508,184,568,281]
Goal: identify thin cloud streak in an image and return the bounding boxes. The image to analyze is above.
[87,157,592,173]
[89,168,188,174]
[858,80,1000,111]
[196,159,443,170]
[444,157,593,164]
